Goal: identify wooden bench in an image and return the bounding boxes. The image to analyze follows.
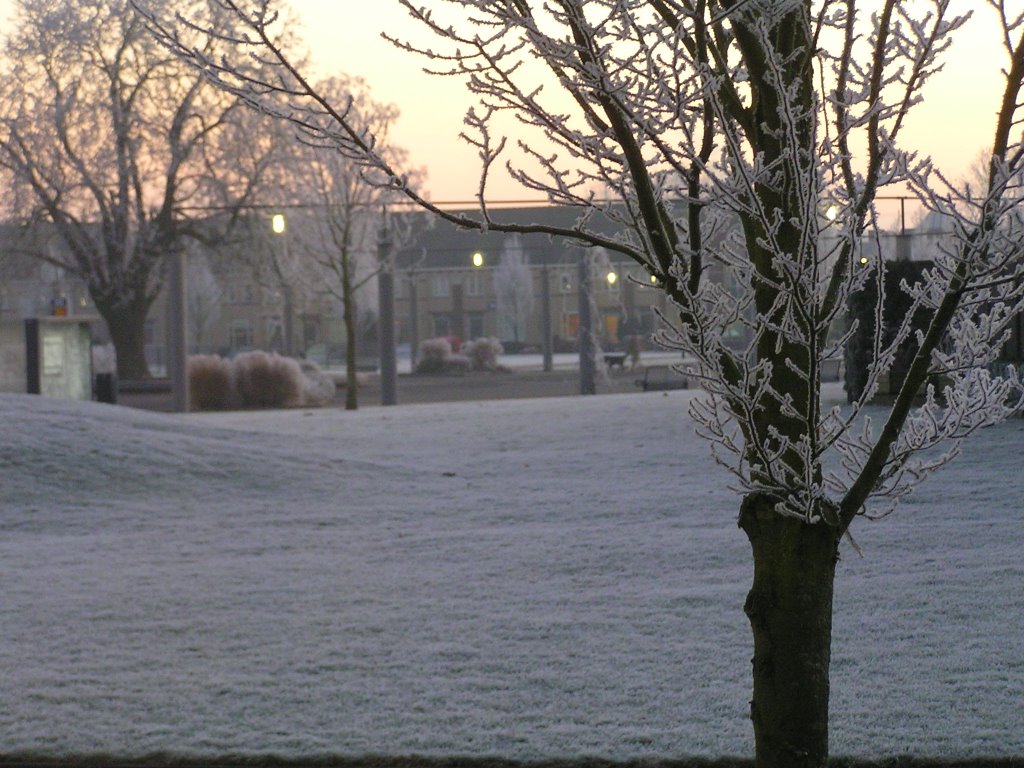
[603,351,628,369]
[635,364,689,391]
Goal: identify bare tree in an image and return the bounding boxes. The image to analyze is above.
[0,0,279,379]
[186,249,222,353]
[286,75,419,409]
[494,234,534,346]
[142,2,1024,766]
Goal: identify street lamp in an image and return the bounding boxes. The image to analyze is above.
[270,213,293,355]
[606,270,617,286]
[472,251,484,268]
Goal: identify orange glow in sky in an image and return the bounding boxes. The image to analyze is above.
[292,0,1007,204]
[0,0,1009,206]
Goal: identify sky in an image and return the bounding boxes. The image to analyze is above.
[289,1,1009,204]
[0,1,1011,205]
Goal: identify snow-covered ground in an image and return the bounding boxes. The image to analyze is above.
[1,388,1022,759]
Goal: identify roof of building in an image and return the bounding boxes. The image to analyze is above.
[393,205,635,270]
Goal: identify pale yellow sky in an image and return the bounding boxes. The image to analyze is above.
[0,0,1010,205]
[292,0,1008,204]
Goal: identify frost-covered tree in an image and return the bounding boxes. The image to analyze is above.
[186,250,222,353]
[494,234,534,345]
[142,2,1024,766]
[286,75,420,410]
[0,0,280,379]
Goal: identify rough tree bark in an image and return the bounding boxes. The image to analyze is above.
[95,296,156,380]
[740,494,840,768]
[341,246,359,411]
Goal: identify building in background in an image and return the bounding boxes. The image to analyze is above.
[393,206,670,354]
[4,205,1019,376]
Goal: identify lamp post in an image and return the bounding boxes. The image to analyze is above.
[271,213,294,356]
[578,252,596,395]
[471,250,486,343]
[378,213,397,406]
[541,263,552,372]
[168,247,189,412]
[408,265,419,370]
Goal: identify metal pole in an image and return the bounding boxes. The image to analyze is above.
[541,264,553,372]
[896,196,912,261]
[409,270,419,370]
[168,248,190,413]
[282,283,295,356]
[578,253,596,395]
[378,218,397,406]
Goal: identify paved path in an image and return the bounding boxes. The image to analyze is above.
[114,353,690,412]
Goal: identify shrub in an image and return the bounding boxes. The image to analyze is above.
[415,337,453,374]
[444,335,463,354]
[845,259,935,401]
[234,350,304,408]
[462,336,504,371]
[91,343,116,375]
[446,353,471,374]
[299,358,337,407]
[188,354,236,411]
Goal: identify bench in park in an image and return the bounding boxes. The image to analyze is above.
[603,351,628,369]
[635,364,689,391]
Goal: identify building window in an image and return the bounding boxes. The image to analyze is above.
[432,314,451,337]
[468,312,484,339]
[559,271,573,294]
[230,319,254,351]
[466,271,488,297]
[265,317,282,351]
[562,312,579,339]
[431,274,450,298]
[303,316,322,348]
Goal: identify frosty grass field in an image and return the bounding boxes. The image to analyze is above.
[1,387,1022,760]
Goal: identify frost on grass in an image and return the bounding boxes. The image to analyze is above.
[0,391,1021,758]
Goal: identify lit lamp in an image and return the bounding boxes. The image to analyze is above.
[606,271,617,286]
[270,212,292,356]
[472,251,484,268]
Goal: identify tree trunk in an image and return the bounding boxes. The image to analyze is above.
[739,493,840,768]
[343,288,359,411]
[98,298,153,380]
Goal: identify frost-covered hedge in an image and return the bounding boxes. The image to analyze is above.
[299,359,337,407]
[462,337,504,371]
[187,351,335,411]
[415,336,504,374]
[233,351,304,408]
[189,354,237,411]
[414,337,454,374]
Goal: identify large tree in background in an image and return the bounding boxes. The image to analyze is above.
[0,0,279,379]
[143,2,1024,766]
